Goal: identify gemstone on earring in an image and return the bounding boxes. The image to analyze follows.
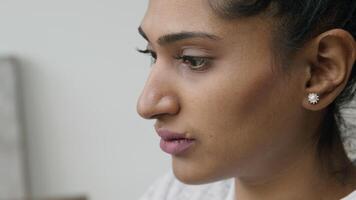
[308,93,320,104]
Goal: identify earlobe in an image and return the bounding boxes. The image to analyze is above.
[302,29,356,111]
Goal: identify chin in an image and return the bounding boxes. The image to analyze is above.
[171,159,225,185]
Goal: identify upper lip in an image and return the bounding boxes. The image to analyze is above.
[156,128,195,141]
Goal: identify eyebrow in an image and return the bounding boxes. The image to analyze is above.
[138,26,221,45]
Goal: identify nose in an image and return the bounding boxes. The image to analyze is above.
[136,68,180,119]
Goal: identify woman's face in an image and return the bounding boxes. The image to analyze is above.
[137,0,310,184]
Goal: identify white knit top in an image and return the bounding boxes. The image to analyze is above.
[138,169,356,200]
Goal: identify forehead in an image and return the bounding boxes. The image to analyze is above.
[140,0,275,57]
[141,0,232,38]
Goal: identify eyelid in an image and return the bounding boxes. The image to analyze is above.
[178,48,214,66]
[179,47,213,57]
[174,55,213,61]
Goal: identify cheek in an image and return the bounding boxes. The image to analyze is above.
[187,62,280,137]
[178,60,287,176]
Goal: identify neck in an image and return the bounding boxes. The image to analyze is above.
[233,142,356,200]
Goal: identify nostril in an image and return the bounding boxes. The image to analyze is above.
[149,113,165,119]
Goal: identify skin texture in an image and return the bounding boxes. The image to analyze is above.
[136,0,356,199]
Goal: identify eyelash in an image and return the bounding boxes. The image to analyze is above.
[137,48,157,64]
[137,48,212,72]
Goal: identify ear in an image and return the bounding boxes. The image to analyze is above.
[302,29,356,111]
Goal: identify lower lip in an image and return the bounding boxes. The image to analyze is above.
[160,138,195,155]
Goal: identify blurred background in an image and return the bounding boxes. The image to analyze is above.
[1,1,356,200]
[0,1,171,199]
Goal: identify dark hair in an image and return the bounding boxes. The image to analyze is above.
[208,0,356,174]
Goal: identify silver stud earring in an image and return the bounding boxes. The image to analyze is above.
[308,93,320,105]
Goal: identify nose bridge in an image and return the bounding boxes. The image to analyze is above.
[137,63,179,119]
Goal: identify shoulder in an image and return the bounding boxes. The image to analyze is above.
[138,169,234,200]
[342,190,356,200]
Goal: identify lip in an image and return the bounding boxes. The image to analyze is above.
[156,129,195,141]
[160,138,195,155]
[156,128,196,155]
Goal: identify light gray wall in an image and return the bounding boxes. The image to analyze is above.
[0,1,170,200]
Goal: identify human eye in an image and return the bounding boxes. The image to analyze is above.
[136,47,157,64]
[174,55,212,72]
